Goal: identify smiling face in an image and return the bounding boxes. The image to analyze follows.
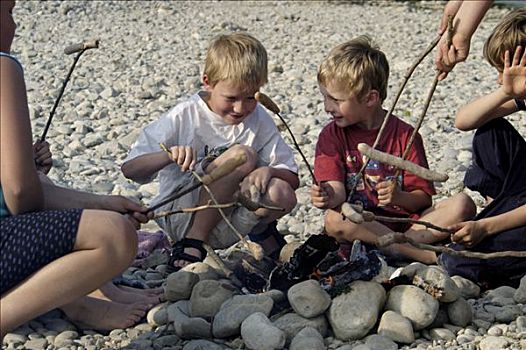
[319,82,370,128]
[202,76,259,125]
[0,0,16,53]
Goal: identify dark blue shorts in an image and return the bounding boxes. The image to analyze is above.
[440,118,526,288]
[0,209,82,294]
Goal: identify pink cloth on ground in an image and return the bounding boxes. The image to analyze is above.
[132,230,171,267]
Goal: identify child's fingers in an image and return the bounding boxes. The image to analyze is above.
[513,46,522,66]
[181,147,194,171]
[504,49,511,69]
[519,46,526,66]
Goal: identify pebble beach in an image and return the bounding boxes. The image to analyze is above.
[3,1,526,350]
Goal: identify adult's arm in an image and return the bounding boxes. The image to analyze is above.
[436,0,493,79]
[0,57,44,214]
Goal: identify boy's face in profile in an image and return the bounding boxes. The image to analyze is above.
[203,77,259,125]
[320,83,368,128]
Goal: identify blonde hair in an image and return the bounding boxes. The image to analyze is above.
[203,32,268,89]
[318,35,389,101]
[484,8,526,70]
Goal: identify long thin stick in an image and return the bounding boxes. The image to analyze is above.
[40,40,100,141]
[192,171,264,261]
[255,92,317,184]
[153,202,237,219]
[154,198,284,219]
[399,73,440,166]
[341,202,451,233]
[202,243,243,288]
[377,232,526,259]
[148,147,247,213]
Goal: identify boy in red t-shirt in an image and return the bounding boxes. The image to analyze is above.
[311,36,476,264]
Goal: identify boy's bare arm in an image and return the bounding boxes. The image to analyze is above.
[311,180,346,209]
[388,189,432,213]
[455,90,518,131]
[121,151,173,184]
[450,204,526,247]
[456,46,526,130]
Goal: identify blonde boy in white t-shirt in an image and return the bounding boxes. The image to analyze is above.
[122,33,299,269]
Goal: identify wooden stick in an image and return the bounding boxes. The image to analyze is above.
[192,171,265,261]
[202,243,243,288]
[153,201,237,219]
[342,202,452,233]
[154,197,285,219]
[255,92,317,184]
[399,73,440,166]
[357,143,448,182]
[372,213,452,234]
[377,232,526,259]
[148,145,247,212]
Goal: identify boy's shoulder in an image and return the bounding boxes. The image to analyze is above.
[160,93,211,121]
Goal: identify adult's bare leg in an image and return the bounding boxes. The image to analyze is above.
[90,282,164,305]
[60,296,150,331]
[0,210,137,337]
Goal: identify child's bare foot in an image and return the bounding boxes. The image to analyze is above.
[61,296,150,331]
[94,282,164,305]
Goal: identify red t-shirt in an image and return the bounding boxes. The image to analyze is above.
[314,115,436,219]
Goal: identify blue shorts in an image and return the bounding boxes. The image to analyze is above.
[0,209,82,294]
[440,118,526,288]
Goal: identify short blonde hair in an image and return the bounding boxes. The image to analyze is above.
[203,32,268,89]
[484,8,526,70]
[318,36,389,102]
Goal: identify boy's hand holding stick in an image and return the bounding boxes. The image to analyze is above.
[147,144,248,213]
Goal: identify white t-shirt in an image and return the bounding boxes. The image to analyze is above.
[125,92,298,206]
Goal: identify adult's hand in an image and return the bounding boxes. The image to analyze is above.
[103,195,152,229]
[33,140,52,174]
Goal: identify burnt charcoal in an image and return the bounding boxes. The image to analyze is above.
[233,264,267,294]
[267,234,339,292]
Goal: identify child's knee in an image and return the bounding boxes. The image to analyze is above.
[226,144,257,173]
[266,178,297,213]
[98,212,138,267]
[324,210,356,242]
[450,193,477,221]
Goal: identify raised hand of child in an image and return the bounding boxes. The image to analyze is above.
[449,221,487,248]
[310,182,331,209]
[33,140,52,174]
[240,166,273,196]
[170,145,197,172]
[502,46,526,99]
[376,179,400,206]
